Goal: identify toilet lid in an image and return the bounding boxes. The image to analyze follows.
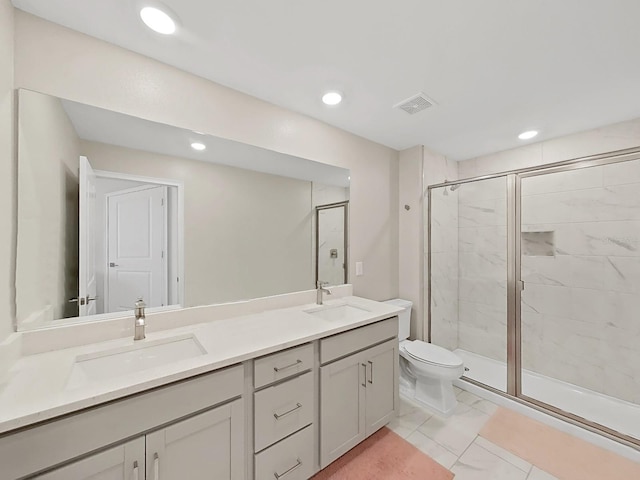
[404,341,463,367]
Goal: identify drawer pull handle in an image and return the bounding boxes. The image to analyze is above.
[274,459,302,479]
[133,461,139,480]
[274,360,303,372]
[361,363,367,387]
[368,360,374,384]
[274,402,303,420]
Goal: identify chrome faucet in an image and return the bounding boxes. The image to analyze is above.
[316,281,332,305]
[134,297,146,341]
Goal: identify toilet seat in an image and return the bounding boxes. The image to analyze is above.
[404,341,463,368]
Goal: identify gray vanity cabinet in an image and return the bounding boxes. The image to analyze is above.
[33,438,145,480]
[146,399,245,480]
[33,400,245,480]
[319,318,398,468]
[319,348,367,467]
[364,340,398,435]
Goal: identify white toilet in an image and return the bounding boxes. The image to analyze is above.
[384,299,464,417]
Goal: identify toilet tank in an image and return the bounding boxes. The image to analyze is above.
[383,299,413,341]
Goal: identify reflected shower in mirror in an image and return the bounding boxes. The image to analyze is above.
[16,89,350,330]
[315,202,348,286]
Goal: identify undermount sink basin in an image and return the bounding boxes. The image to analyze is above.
[66,334,206,389]
[304,301,371,322]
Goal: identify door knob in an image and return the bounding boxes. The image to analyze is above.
[109,262,119,267]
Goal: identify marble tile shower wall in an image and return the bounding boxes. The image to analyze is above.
[520,160,640,404]
[457,177,509,362]
[430,187,459,350]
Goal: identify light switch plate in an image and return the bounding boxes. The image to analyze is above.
[355,262,364,276]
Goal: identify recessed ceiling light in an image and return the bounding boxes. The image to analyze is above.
[140,6,176,35]
[518,130,539,140]
[191,142,206,151]
[322,92,343,106]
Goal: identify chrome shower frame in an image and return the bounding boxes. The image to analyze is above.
[426,146,640,450]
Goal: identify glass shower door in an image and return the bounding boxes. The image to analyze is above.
[518,158,640,443]
[429,176,509,392]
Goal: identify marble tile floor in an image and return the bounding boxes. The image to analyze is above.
[388,387,559,480]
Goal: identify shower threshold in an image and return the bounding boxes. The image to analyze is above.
[454,349,640,442]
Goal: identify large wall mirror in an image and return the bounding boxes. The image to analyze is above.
[16,89,350,331]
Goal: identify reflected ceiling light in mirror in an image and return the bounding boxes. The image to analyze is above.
[190,142,206,151]
[322,92,343,106]
[140,6,177,35]
[518,130,539,140]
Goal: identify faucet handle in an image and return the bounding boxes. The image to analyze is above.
[134,297,146,319]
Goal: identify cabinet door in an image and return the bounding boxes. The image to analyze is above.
[34,438,144,480]
[146,399,244,480]
[319,351,366,468]
[364,339,398,436]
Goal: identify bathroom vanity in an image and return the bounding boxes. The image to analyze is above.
[0,294,401,479]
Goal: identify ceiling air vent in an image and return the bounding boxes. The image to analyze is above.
[394,92,436,115]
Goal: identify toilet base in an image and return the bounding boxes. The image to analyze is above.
[399,361,458,417]
[414,376,458,417]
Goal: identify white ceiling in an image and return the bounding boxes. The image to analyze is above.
[13,0,640,160]
[60,97,350,187]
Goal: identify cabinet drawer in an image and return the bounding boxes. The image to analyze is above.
[255,425,314,480]
[254,372,314,452]
[254,343,314,389]
[320,317,397,364]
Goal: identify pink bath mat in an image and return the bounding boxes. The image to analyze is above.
[311,427,454,480]
[480,407,640,480]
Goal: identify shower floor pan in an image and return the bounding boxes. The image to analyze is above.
[454,349,640,441]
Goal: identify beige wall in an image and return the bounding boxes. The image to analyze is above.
[0,0,14,340]
[398,146,423,339]
[16,90,80,325]
[81,140,314,308]
[458,118,640,178]
[11,11,399,325]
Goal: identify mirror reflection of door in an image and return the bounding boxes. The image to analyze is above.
[315,202,348,286]
[78,156,97,317]
[106,185,168,312]
[77,158,179,316]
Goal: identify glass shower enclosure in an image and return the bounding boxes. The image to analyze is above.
[427,149,640,449]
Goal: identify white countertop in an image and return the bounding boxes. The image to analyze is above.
[0,296,402,435]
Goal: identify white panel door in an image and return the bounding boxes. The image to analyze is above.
[107,185,167,312]
[146,399,245,480]
[34,437,145,480]
[364,340,398,436]
[319,351,366,468]
[79,156,98,316]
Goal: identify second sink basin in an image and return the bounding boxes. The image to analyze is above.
[66,334,206,389]
[304,301,371,322]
